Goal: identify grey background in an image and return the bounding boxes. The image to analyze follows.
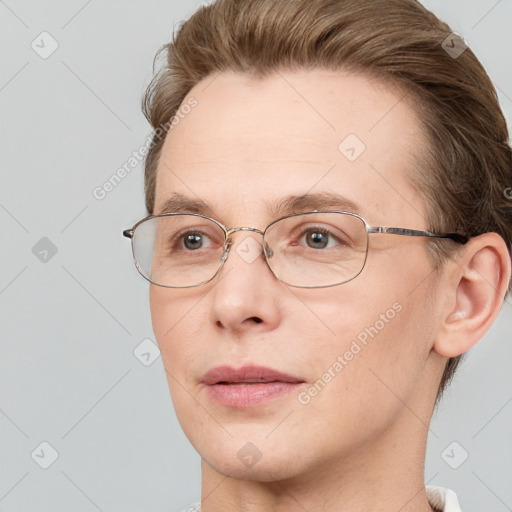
[0,0,511,511]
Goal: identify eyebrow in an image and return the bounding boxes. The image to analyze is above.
[156,191,360,219]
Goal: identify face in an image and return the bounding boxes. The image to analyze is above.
[149,70,444,483]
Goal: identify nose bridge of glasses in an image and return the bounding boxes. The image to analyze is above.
[226,226,265,237]
[220,226,267,263]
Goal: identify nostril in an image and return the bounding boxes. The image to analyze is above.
[250,317,263,323]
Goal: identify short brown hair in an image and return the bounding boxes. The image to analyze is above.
[141,0,512,404]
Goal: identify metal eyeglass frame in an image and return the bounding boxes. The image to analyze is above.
[123,210,469,289]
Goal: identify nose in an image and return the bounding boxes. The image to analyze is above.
[209,230,283,335]
[220,228,274,266]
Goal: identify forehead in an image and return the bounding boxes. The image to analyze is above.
[155,69,428,227]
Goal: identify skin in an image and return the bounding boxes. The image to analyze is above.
[148,70,510,511]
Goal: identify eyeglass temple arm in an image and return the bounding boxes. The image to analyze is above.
[123,229,134,239]
[367,226,468,244]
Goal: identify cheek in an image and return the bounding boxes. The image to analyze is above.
[297,294,431,451]
[149,286,203,370]
[149,286,207,426]
[307,268,433,398]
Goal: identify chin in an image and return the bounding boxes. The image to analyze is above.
[201,446,305,483]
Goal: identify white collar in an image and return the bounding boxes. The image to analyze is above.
[426,485,463,512]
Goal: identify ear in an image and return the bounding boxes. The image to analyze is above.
[434,233,511,358]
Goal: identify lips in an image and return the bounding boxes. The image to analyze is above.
[202,365,305,407]
[202,365,304,385]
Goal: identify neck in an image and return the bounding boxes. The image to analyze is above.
[200,409,436,512]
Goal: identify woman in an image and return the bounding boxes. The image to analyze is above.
[124,1,512,510]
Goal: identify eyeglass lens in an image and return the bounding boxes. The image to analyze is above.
[131,213,368,288]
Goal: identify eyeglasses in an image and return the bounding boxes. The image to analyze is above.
[122,211,468,289]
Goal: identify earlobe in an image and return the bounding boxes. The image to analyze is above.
[434,233,511,359]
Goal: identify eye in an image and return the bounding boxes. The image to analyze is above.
[171,228,220,252]
[297,226,348,250]
[303,228,330,249]
[182,231,205,250]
